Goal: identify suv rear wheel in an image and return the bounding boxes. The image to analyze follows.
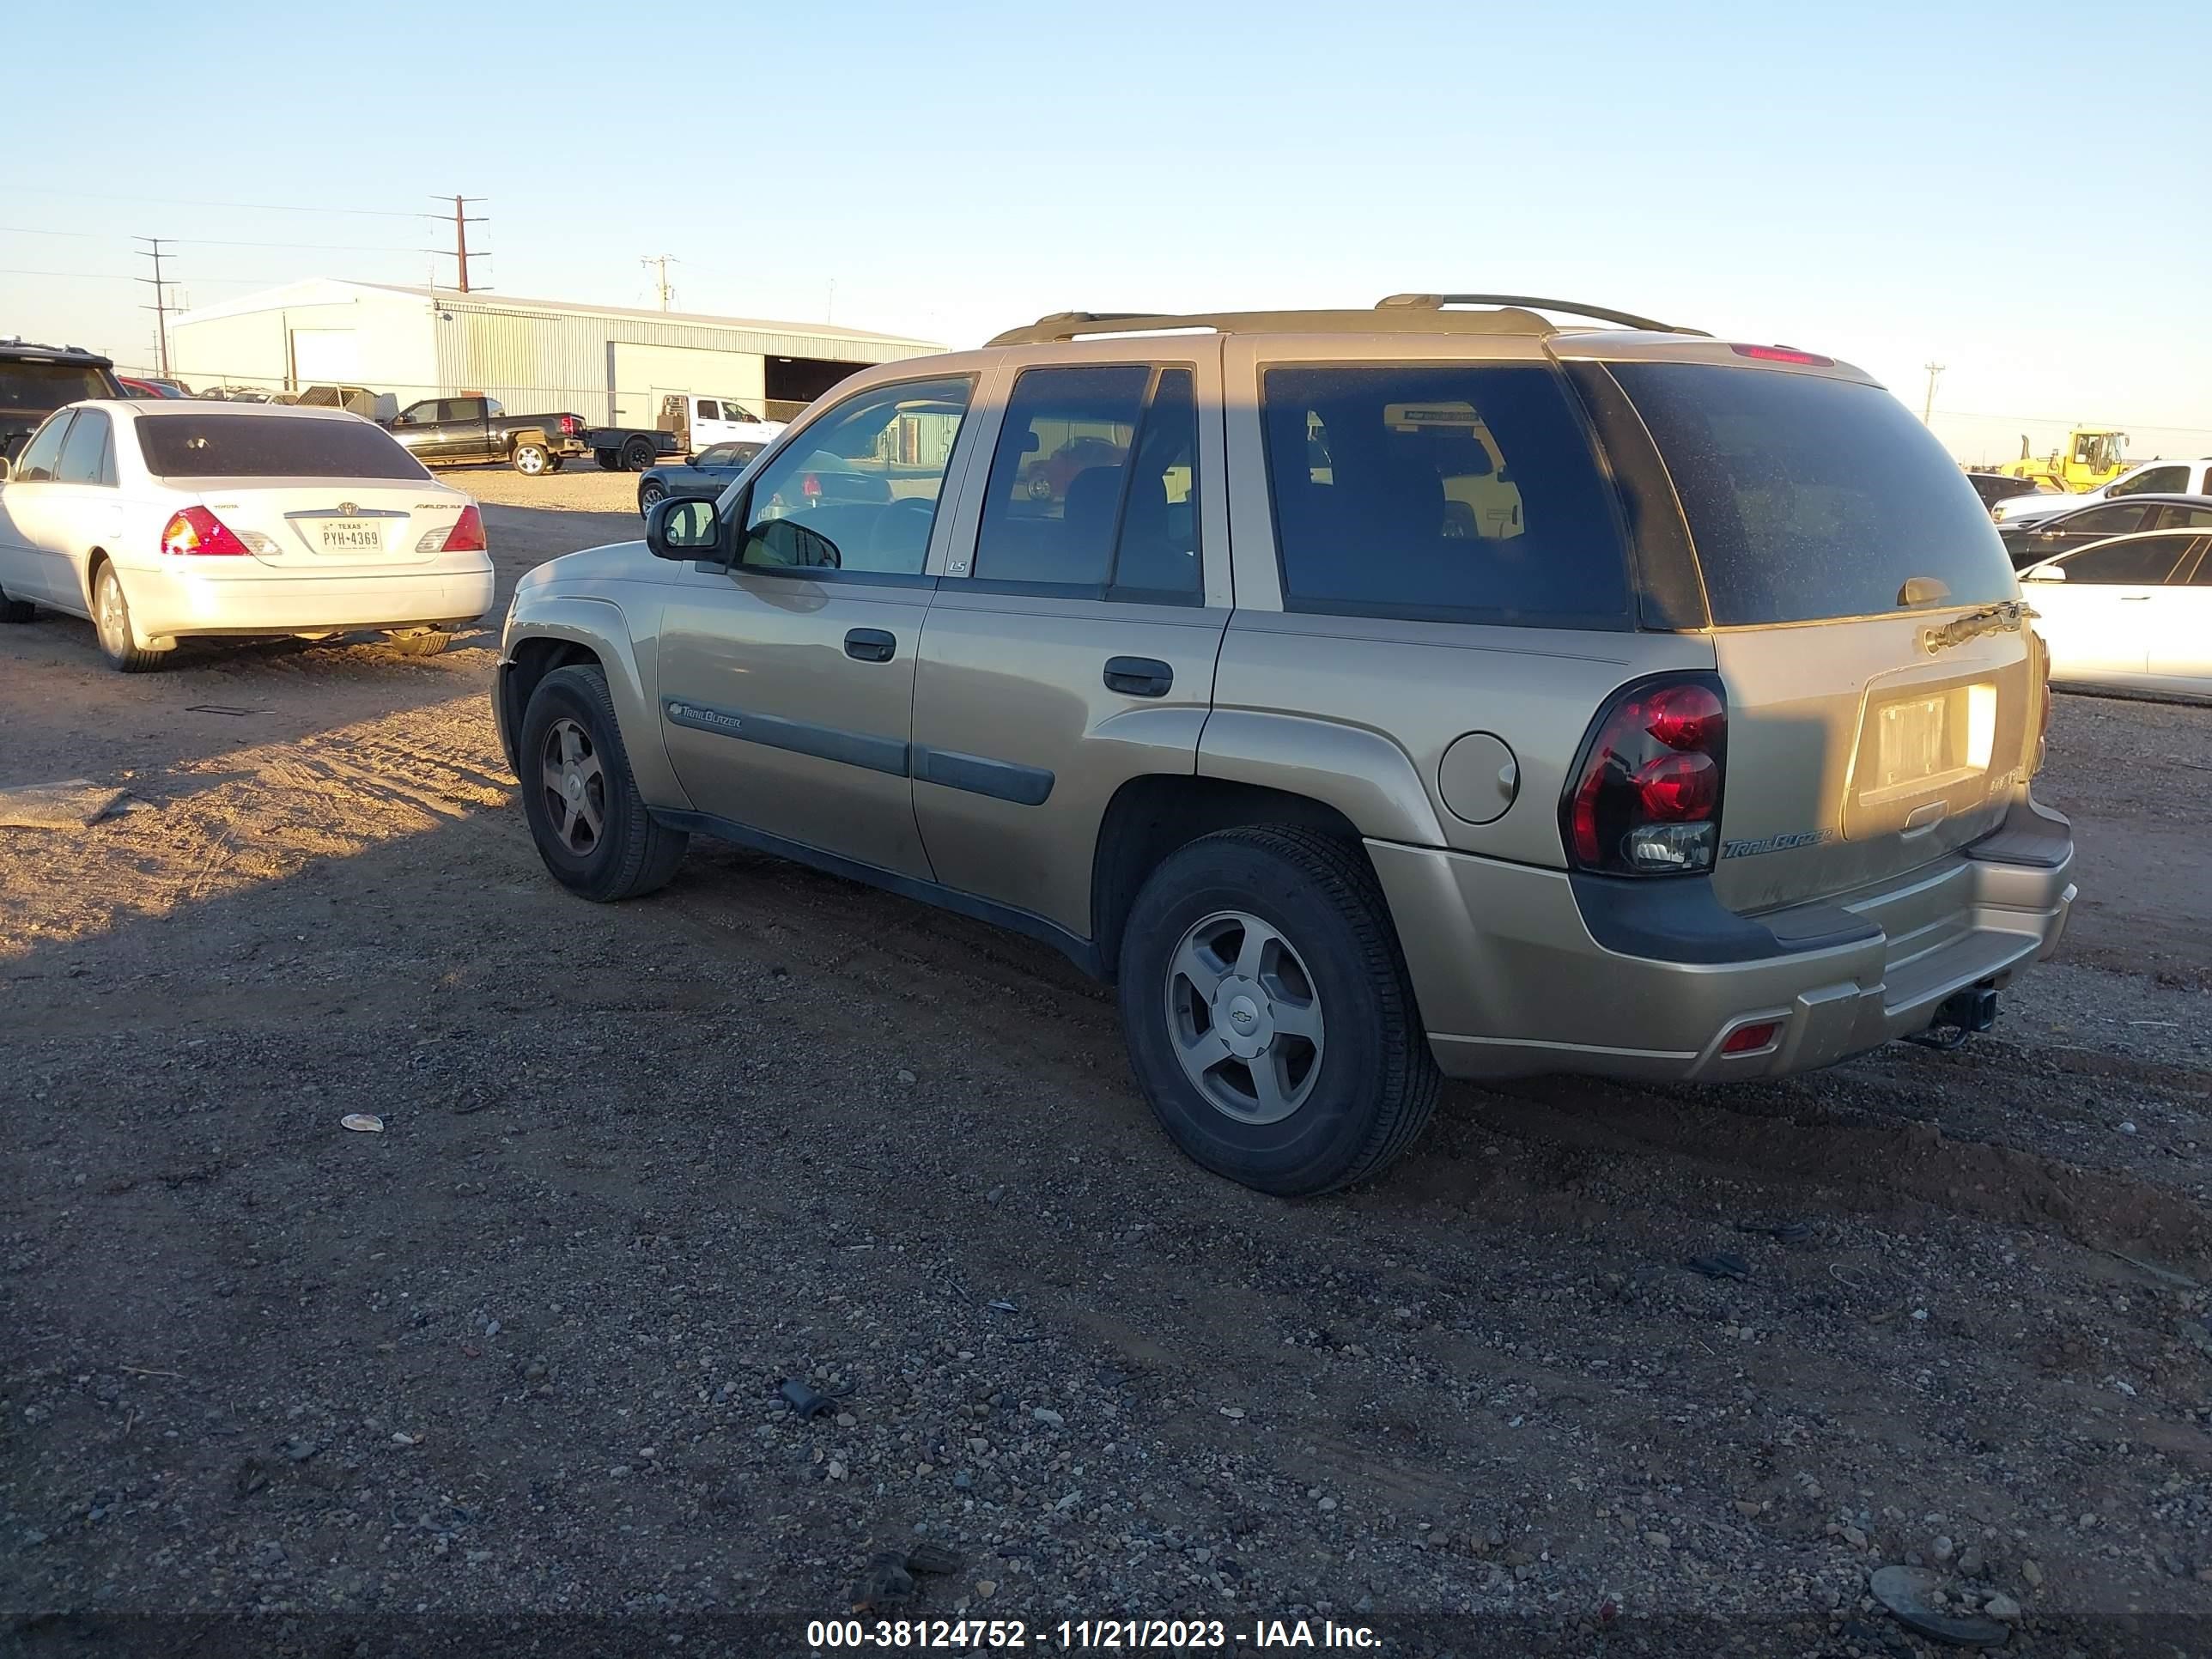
[1117,826,1439,1195]
[518,665,689,902]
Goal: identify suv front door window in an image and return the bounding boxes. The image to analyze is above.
[654,374,975,879]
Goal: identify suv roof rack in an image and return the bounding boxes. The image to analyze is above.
[1376,294,1705,336]
[987,296,1703,348]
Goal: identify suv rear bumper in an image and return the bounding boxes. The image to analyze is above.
[1368,795,2074,1084]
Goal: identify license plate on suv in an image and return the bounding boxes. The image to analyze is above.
[1859,682,1999,806]
[318,520,382,553]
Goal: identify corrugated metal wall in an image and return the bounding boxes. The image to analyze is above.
[432,301,939,424]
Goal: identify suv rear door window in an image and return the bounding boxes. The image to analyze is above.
[137,413,428,480]
[1613,363,2017,625]
[1261,365,1630,628]
[971,365,1202,601]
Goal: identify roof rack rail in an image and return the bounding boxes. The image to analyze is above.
[985,298,1705,348]
[1377,294,1706,336]
[987,305,1577,348]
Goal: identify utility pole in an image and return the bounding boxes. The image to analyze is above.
[1922,362,1945,424]
[136,236,175,376]
[424,195,489,293]
[641,255,678,311]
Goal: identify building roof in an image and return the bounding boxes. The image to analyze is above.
[171,277,940,350]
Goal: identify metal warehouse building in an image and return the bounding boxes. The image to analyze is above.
[167,278,944,426]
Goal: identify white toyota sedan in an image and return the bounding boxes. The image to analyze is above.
[2020,528,2212,698]
[0,399,493,672]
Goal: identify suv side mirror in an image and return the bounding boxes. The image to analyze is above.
[2022,563,2064,583]
[647,495,723,562]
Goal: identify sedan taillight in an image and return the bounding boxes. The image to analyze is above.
[161,506,251,556]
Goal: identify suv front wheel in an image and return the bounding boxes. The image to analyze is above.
[1117,826,1439,1196]
[518,664,689,902]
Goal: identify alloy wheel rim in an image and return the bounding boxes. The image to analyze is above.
[1163,909,1325,1124]
[541,717,606,856]
[97,573,128,654]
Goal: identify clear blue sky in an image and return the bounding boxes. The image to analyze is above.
[7,0,2208,461]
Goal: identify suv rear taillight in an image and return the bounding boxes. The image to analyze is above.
[160,506,250,557]
[1563,675,1728,875]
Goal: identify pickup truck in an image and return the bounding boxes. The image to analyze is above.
[587,392,784,471]
[2,337,125,461]
[387,395,592,475]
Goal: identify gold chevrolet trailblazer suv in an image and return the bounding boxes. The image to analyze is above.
[495,295,2075,1196]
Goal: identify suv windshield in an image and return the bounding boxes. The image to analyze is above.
[1614,364,2016,625]
[137,413,428,480]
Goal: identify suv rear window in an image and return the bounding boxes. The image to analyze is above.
[1613,364,2016,625]
[137,413,428,480]
[0,360,113,412]
[1261,365,1632,628]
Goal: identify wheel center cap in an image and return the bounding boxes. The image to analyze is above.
[563,770,581,800]
[1213,975,1274,1060]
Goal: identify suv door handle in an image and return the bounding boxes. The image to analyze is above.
[1104,656,1173,697]
[843,628,896,662]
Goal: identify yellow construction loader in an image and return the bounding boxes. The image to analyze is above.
[1997,428,2127,493]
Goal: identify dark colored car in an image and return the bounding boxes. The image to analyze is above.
[635,441,769,514]
[0,338,125,462]
[386,395,592,476]
[1964,471,2045,513]
[2000,493,2212,568]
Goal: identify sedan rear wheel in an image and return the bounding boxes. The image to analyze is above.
[93,564,166,673]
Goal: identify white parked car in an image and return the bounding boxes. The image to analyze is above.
[0,400,493,672]
[1991,458,2212,527]
[2020,529,2212,697]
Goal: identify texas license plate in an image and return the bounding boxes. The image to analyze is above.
[1875,694,1948,792]
[318,520,381,552]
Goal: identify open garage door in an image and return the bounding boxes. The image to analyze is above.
[289,328,358,385]
[764,356,870,422]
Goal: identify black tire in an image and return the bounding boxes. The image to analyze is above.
[620,437,656,472]
[1116,826,1439,1196]
[0,586,33,623]
[383,628,453,657]
[638,480,666,514]
[595,449,619,471]
[545,455,564,472]
[518,664,688,902]
[512,441,550,476]
[91,563,167,673]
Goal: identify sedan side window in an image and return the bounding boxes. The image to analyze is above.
[2056,504,2152,537]
[56,409,113,486]
[2055,534,2194,585]
[12,412,74,482]
[2148,503,2212,531]
[738,376,971,579]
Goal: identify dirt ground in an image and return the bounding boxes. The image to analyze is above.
[3,501,2209,1658]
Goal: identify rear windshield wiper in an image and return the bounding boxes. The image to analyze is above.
[1919,598,2034,655]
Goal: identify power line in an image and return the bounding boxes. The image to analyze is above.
[1921,362,1944,425]
[9,184,425,218]
[641,254,679,311]
[0,268,342,286]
